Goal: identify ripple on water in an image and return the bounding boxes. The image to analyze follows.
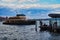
[0,22,60,40]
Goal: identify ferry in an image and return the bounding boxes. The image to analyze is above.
[39,12,60,33]
[3,14,36,25]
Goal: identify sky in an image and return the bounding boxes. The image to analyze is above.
[0,0,60,19]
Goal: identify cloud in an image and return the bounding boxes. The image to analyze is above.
[0,0,60,9]
[26,13,50,19]
[0,0,37,3]
[0,0,59,4]
[0,6,60,19]
[18,0,37,3]
[0,3,60,9]
[0,7,16,16]
[17,8,52,19]
[0,0,16,3]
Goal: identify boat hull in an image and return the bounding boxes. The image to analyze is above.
[3,20,36,25]
[40,26,60,33]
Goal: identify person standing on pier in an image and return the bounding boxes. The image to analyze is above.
[53,22,57,29]
[39,21,43,28]
[53,22,57,32]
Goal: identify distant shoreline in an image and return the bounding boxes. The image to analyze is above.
[0,16,7,21]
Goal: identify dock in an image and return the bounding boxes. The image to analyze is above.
[39,13,60,33]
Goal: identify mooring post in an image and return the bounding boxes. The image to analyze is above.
[35,21,37,32]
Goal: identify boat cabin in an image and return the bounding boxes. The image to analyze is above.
[9,14,26,20]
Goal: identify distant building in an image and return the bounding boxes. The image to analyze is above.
[0,16,6,21]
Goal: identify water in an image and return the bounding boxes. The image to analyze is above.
[0,22,60,40]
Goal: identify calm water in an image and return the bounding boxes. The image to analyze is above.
[0,22,60,40]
